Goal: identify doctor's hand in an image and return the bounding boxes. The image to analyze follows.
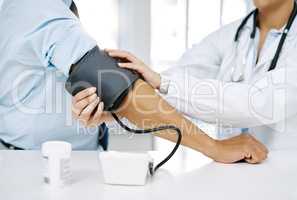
[72,87,112,127]
[105,49,161,89]
[213,134,268,164]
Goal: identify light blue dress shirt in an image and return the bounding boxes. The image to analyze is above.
[0,0,103,150]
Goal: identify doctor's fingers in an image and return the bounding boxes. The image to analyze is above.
[118,63,141,71]
[88,102,105,126]
[106,49,139,63]
[72,94,98,117]
[78,98,100,126]
[73,87,97,103]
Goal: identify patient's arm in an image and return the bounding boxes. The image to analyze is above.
[72,80,268,164]
[116,79,215,155]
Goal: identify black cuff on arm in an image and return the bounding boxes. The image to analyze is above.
[65,46,140,111]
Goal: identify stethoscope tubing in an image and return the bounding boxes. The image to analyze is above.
[231,1,297,82]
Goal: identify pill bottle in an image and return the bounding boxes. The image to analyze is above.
[42,141,72,187]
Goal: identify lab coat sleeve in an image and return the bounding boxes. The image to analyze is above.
[23,0,97,76]
[162,29,225,80]
[163,65,297,128]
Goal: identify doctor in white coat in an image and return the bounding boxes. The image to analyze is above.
[105,0,297,150]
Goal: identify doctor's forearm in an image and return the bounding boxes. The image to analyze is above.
[116,79,217,157]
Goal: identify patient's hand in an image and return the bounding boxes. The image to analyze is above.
[105,49,161,89]
[212,134,269,164]
[72,87,112,127]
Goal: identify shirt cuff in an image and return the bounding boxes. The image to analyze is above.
[159,75,171,94]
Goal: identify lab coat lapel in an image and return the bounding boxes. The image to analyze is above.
[232,35,252,81]
[218,44,238,81]
[218,34,251,82]
[219,15,254,82]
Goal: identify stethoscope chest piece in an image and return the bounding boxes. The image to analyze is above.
[231,67,244,82]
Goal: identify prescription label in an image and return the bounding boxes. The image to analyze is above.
[60,158,72,184]
[43,156,72,185]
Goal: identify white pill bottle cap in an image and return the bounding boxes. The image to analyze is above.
[42,141,72,157]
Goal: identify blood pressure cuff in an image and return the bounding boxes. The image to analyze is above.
[65,46,140,111]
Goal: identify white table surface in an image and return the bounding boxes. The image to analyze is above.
[0,150,297,200]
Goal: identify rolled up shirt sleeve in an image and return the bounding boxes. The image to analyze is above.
[45,21,97,76]
[23,0,96,76]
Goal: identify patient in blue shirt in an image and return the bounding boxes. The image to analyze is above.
[0,0,108,150]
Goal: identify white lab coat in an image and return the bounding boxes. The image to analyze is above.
[161,17,297,150]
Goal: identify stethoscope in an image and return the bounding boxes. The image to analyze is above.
[231,1,297,82]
